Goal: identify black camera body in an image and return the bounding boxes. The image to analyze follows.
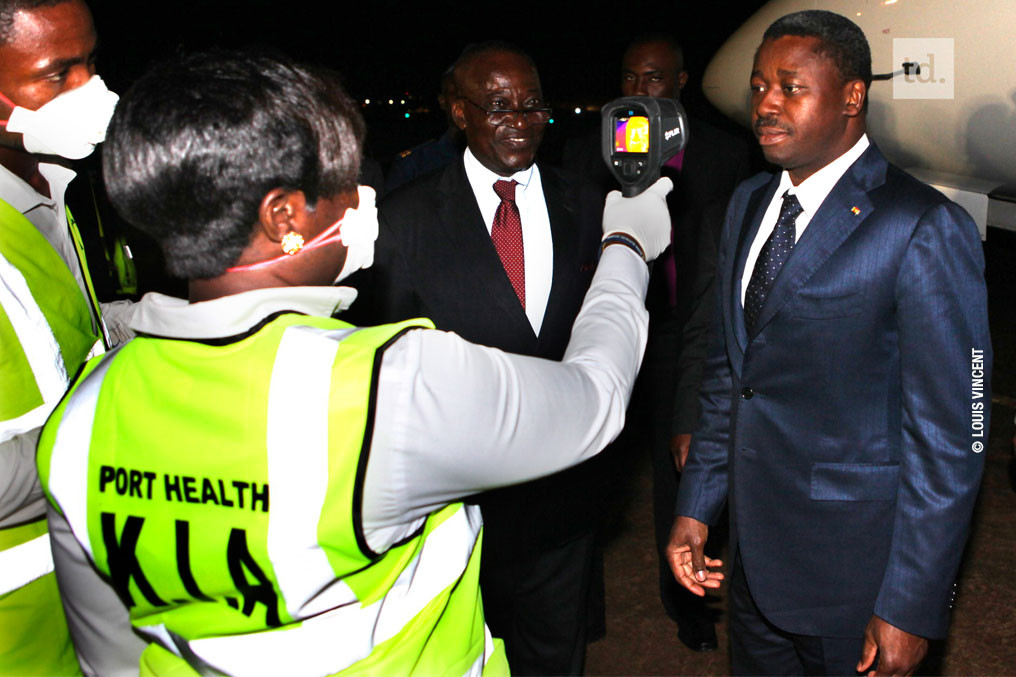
[601,96,688,197]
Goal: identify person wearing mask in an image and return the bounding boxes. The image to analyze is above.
[37,49,673,676]
[0,0,135,672]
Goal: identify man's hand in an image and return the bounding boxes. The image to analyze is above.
[856,615,928,676]
[669,433,691,472]
[665,516,723,596]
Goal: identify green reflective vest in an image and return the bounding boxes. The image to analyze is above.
[39,311,509,676]
[1,198,96,676]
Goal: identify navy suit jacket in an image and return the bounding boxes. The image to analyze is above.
[676,143,991,639]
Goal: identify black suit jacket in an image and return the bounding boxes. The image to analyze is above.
[562,117,750,430]
[346,156,603,555]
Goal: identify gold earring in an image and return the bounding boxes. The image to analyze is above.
[281,231,304,255]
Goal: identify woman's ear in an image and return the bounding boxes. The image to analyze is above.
[257,188,310,243]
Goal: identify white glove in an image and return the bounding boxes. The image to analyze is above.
[601,177,673,262]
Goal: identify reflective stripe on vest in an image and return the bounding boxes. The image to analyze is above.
[0,198,101,442]
[141,505,482,676]
[40,313,499,675]
[0,522,55,596]
[0,250,67,441]
[42,348,116,563]
[65,206,111,348]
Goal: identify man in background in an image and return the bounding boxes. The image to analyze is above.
[0,0,140,672]
[564,33,749,652]
[385,66,464,193]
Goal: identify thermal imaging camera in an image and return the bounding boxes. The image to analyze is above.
[601,96,688,197]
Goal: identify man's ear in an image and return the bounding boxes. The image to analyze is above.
[257,188,309,243]
[450,98,468,131]
[677,71,689,91]
[844,80,866,117]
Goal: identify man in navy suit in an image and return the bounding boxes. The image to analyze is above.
[666,11,991,675]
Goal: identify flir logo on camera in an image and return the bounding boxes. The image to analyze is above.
[893,38,954,99]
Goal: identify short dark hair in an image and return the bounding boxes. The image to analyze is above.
[762,10,872,90]
[103,49,364,279]
[625,33,685,73]
[0,0,69,45]
[451,41,537,91]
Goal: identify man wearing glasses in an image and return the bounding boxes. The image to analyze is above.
[356,41,604,675]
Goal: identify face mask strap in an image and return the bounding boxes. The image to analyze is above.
[0,90,17,126]
[225,215,346,273]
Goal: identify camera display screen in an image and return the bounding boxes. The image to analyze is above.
[613,115,650,153]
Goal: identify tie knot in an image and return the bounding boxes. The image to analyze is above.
[493,179,518,203]
[780,191,803,220]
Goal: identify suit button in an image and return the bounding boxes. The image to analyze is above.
[741,387,754,399]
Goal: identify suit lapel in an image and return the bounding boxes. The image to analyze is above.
[540,168,580,343]
[437,160,534,335]
[731,175,779,352]
[749,145,888,336]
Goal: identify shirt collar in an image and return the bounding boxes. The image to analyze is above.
[463,147,536,191]
[129,285,358,340]
[780,134,869,219]
[0,161,75,213]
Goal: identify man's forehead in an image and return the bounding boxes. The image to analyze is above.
[623,42,677,72]
[753,35,828,70]
[461,52,539,86]
[2,1,95,66]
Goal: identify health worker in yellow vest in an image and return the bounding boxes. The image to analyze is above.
[37,50,674,676]
[0,1,141,674]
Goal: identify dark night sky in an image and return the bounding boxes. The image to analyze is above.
[89,1,768,161]
[92,1,765,99]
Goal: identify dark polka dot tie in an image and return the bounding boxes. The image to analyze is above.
[744,190,802,332]
[492,179,525,309]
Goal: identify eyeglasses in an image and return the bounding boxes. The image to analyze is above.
[462,98,552,126]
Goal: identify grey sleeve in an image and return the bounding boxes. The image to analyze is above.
[362,245,650,551]
[0,429,46,527]
[48,502,147,677]
[99,299,136,348]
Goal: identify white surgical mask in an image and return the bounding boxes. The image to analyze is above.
[226,184,379,283]
[1,75,119,159]
[334,184,378,283]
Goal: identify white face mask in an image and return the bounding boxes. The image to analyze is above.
[2,75,119,159]
[334,184,379,283]
[225,184,379,283]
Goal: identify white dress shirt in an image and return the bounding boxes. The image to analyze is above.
[741,134,870,305]
[462,148,553,335]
